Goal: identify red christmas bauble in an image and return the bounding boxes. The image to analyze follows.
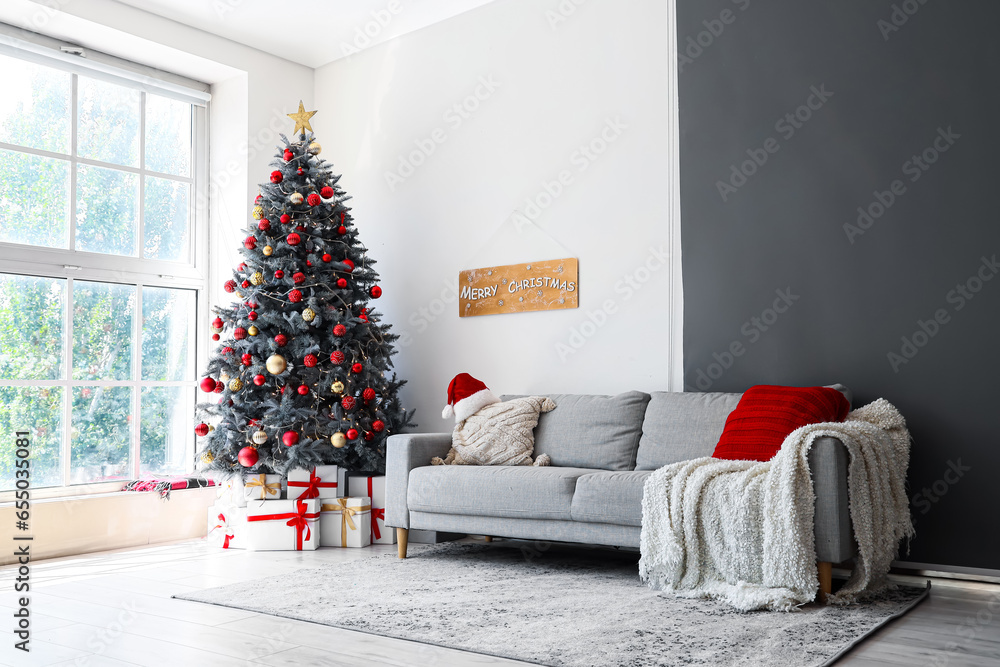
[346,428,359,440]
[343,259,355,272]
[222,347,234,355]
[200,377,216,393]
[282,431,299,447]
[280,214,291,224]
[283,150,293,161]
[372,420,385,432]
[297,168,304,175]
[322,254,332,263]
[359,308,369,323]
[306,260,312,267]
[341,396,356,410]
[337,225,347,235]
[336,278,347,288]
[255,194,262,205]
[211,333,220,341]
[297,384,309,396]
[307,193,321,206]
[258,219,270,232]
[241,353,252,365]
[270,170,283,183]
[253,374,266,386]
[351,363,363,374]
[238,446,259,467]
[274,270,285,279]
[234,327,248,340]
[274,334,288,347]
[364,431,374,441]
[293,272,305,284]
[320,186,334,198]
[238,262,247,271]
[303,354,318,367]
[246,301,258,308]
[363,388,376,401]
[195,423,209,437]
[248,311,258,321]
[214,381,224,393]
[330,350,345,364]
[286,233,301,246]
[241,280,250,289]
[333,324,346,337]
[224,280,236,293]
[370,286,382,299]
[288,290,302,303]
[296,225,306,232]
[212,317,223,328]
[244,236,257,250]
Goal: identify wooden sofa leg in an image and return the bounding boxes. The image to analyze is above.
[817,561,832,602]
[484,536,493,543]
[397,528,408,559]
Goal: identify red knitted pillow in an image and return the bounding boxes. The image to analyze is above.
[712,385,850,462]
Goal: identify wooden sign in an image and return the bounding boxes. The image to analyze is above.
[459,258,578,317]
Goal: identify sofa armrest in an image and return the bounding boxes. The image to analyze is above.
[385,433,453,529]
[809,436,854,564]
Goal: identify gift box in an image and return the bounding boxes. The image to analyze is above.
[287,465,344,500]
[243,473,282,501]
[217,476,247,508]
[319,496,371,548]
[207,502,246,549]
[348,474,395,544]
[245,498,320,551]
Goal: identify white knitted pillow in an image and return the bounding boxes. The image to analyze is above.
[431,396,556,466]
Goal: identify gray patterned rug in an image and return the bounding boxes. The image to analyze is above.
[176,542,928,666]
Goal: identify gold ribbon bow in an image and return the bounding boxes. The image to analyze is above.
[322,499,371,546]
[245,474,280,498]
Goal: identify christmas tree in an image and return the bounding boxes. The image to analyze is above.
[195,102,414,476]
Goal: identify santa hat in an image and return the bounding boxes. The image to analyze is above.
[442,373,500,422]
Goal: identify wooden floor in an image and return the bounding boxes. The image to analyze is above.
[0,539,998,666]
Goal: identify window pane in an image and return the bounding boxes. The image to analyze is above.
[0,386,63,491]
[0,149,70,249]
[0,274,65,380]
[141,386,193,476]
[73,281,134,381]
[142,287,195,380]
[76,164,138,255]
[77,76,139,167]
[145,94,191,176]
[0,55,71,154]
[144,176,190,261]
[71,386,131,484]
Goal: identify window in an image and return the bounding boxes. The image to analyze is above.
[0,42,209,496]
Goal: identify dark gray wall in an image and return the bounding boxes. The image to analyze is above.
[678,0,1000,570]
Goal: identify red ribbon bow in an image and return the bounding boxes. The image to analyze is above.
[211,512,234,549]
[247,500,319,550]
[288,469,338,499]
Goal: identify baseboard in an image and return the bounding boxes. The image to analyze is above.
[891,560,1000,584]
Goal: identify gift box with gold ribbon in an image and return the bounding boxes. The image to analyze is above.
[287,465,344,500]
[243,473,282,501]
[347,474,395,545]
[245,498,321,551]
[319,496,372,548]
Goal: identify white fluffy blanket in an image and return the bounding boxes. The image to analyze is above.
[639,399,914,611]
[431,397,555,466]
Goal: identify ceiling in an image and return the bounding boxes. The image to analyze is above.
[113,0,499,68]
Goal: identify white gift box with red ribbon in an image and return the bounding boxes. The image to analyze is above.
[347,475,395,544]
[319,496,371,548]
[207,502,247,549]
[217,477,247,508]
[286,465,344,500]
[245,498,321,551]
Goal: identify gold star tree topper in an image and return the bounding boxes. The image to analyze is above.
[287,101,317,135]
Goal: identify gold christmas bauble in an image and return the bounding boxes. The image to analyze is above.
[201,451,214,464]
[252,205,264,220]
[331,431,346,448]
[289,192,304,205]
[263,246,273,256]
[331,381,345,394]
[266,354,287,374]
[251,430,268,445]
[302,308,315,322]
[308,142,322,155]
[250,271,264,286]
[228,378,243,392]
[248,326,259,336]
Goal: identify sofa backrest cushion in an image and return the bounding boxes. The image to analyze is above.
[500,392,651,470]
[634,392,742,471]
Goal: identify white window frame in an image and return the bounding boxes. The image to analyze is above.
[0,34,211,500]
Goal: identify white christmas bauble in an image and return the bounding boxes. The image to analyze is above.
[266,354,287,374]
[251,430,268,445]
[331,431,346,448]
[289,192,304,205]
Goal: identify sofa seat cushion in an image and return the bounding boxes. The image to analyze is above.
[635,392,742,471]
[407,465,596,521]
[570,470,651,527]
[501,392,651,470]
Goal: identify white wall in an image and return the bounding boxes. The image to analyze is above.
[314,0,679,433]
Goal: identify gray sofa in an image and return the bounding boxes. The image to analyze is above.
[386,390,854,595]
